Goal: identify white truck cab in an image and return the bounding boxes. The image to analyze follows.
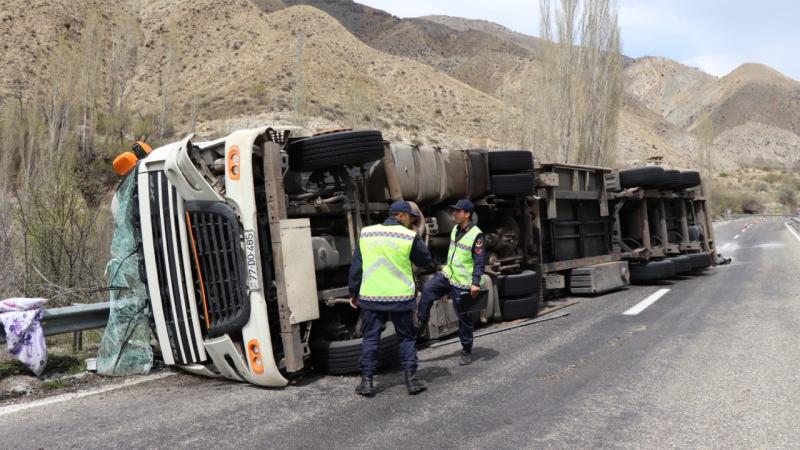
[135,127,316,387]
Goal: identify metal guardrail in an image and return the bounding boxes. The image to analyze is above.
[727,213,797,219]
[0,302,110,344]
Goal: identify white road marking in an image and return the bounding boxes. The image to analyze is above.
[752,242,784,249]
[0,371,176,418]
[718,242,738,253]
[623,288,671,316]
[734,234,740,240]
[784,222,800,243]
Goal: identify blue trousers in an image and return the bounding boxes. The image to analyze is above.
[359,309,417,377]
[417,272,474,352]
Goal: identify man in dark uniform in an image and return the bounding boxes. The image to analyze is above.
[417,199,485,366]
[349,201,434,397]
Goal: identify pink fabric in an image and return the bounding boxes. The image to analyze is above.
[1,298,48,376]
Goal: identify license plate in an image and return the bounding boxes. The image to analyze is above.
[244,230,260,290]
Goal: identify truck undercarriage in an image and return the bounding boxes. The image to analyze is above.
[128,126,716,387]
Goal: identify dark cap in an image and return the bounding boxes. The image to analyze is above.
[449,199,475,212]
[389,200,419,217]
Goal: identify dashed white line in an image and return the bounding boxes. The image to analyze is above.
[733,234,740,240]
[623,288,671,316]
[784,222,800,243]
[0,371,175,418]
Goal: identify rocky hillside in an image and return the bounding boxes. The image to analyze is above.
[283,1,800,172]
[624,57,800,170]
[2,0,799,173]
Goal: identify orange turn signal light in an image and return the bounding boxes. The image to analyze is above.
[113,151,139,176]
[247,339,264,374]
[227,145,241,181]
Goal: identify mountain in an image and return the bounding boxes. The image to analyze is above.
[281,1,800,171]
[2,0,521,149]
[284,1,542,111]
[624,57,800,169]
[2,0,800,173]
[623,56,717,125]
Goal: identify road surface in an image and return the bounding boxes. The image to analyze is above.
[2,218,800,448]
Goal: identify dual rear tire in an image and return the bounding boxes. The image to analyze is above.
[487,150,536,196]
[496,270,541,320]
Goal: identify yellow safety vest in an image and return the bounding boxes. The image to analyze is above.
[443,225,482,289]
[358,224,417,302]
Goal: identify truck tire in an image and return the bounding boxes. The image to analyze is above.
[287,130,385,171]
[496,270,540,298]
[310,323,399,374]
[629,259,675,283]
[619,166,665,189]
[688,252,712,270]
[676,170,701,189]
[467,150,489,199]
[490,174,535,196]
[670,255,692,274]
[488,150,534,174]
[661,169,682,190]
[500,292,540,321]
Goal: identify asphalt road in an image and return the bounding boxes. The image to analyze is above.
[2,218,800,449]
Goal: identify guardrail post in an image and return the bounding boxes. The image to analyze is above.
[73,331,83,352]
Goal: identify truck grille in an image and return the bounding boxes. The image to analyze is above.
[185,202,251,338]
[144,171,205,365]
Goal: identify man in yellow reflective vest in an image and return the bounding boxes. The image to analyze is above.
[348,201,434,396]
[417,199,485,366]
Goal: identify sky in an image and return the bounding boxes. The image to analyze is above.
[357,0,800,81]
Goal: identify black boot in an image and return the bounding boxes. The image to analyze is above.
[459,349,472,366]
[405,371,427,395]
[355,375,376,397]
[416,320,428,339]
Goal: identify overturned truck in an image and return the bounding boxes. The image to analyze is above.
[126,127,716,387]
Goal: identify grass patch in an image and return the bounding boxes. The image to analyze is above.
[0,354,84,378]
[0,360,27,377]
[711,166,800,216]
[45,355,83,375]
[41,379,70,391]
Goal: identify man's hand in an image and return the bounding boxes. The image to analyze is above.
[349,297,358,309]
[470,285,480,298]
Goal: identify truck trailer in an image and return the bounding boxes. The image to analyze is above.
[124,126,715,387]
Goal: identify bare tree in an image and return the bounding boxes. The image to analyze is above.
[43,38,79,159]
[537,0,623,166]
[78,13,103,159]
[106,8,140,146]
[159,26,177,144]
[108,10,139,116]
[1,20,113,303]
[189,96,199,133]
[693,118,716,202]
[292,32,307,128]
[347,74,376,129]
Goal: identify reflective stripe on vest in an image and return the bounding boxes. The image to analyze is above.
[442,225,482,289]
[358,224,417,302]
